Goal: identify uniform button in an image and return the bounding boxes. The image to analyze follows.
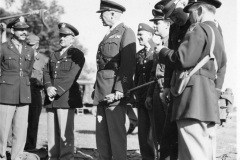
[143,73,145,75]
[178,39,181,42]
[144,60,147,63]
[20,68,22,71]
[55,71,57,73]
[57,61,60,63]
[20,63,22,65]
[56,66,58,68]
[143,67,145,69]
[3,81,5,83]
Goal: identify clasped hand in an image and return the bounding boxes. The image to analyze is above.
[47,86,57,98]
[105,91,124,103]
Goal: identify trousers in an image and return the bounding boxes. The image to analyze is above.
[47,108,75,160]
[0,104,29,160]
[96,104,127,160]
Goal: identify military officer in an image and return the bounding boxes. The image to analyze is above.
[43,23,85,160]
[0,16,35,160]
[94,0,136,159]
[24,34,48,151]
[146,9,178,160]
[155,0,227,159]
[135,23,157,160]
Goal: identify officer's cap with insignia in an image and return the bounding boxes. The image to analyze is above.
[26,34,40,45]
[154,0,179,18]
[138,23,155,35]
[183,0,222,13]
[58,22,79,36]
[7,16,30,29]
[96,0,126,13]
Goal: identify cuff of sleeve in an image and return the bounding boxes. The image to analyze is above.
[216,88,222,99]
[56,85,66,96]
[44,82,52,90]
[114,83,124,93]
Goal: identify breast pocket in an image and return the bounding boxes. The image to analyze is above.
[3,55,18,69]
[102,39,120,57]
[60,59,72,71]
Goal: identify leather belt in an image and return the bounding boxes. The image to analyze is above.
[194,68,216,80]
[1,71,28,77]
[98,62,119,70]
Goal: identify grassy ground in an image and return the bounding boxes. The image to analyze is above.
[36,109,237,160]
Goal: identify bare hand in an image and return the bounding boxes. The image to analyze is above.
[105,93,115,103]
[114,91,124,100]
[47,86,57,97]
[160,88,170,105]
[145,97,152,110]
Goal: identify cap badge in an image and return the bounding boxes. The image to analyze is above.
[19,16,25,22]
[61,23,66,28]
[159,5,164,10]
[139,25,142,28]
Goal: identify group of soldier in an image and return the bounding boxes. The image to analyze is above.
[0,0,227,160]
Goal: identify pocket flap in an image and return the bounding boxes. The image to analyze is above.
[4,55,16,60]
[0,77,15,84]
[102,70,116,79]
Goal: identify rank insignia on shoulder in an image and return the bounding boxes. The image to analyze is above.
[188,23,197,32]
[109,34,121,39]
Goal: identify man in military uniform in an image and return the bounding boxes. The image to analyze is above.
[24,34,48,151]
[135,23,156,160]
[43,23,85,160]
[156,0,227,159]
[0,16,35,160]
[94,0,136,159]
[146,9,178,160]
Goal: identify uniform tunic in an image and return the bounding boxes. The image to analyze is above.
[44,46,85,108]
[159,21,227,123]
[94,22,136,160]
[0,40,34,104]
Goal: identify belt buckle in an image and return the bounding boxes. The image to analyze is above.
[20,71,23,77]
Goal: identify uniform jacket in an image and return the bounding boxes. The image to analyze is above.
[43,46,85,109]
[164,20,191,88]
[134,39,156,104]
[30,52,48,89]
[159,21,227,123]
[0,39,34,104]
[93,23,136,106]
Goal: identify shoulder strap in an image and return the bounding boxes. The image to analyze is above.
[188,24,217,77]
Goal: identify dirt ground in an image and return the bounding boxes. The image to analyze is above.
[34,109,236,160]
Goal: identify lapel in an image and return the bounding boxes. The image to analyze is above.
[100,23,123,45]
[146,39,156,59]
[58,45,73,60]
[7,40,20,55]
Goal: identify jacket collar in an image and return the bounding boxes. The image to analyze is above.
[101,22,124,44]
[7,38,29,55]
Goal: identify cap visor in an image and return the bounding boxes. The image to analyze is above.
[183,3,194,13]
[149,18,164,22]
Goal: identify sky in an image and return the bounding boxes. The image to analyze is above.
[1,0,239,104]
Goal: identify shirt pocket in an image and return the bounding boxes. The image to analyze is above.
[3,55,18,70]
[0,76,15,85]
[60,59,73,71]
[102,39,120,57]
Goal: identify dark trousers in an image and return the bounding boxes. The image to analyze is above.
[25,87,42,150]
[96,104,127,160]
[138,104,157,160]
[152,86,178,160]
